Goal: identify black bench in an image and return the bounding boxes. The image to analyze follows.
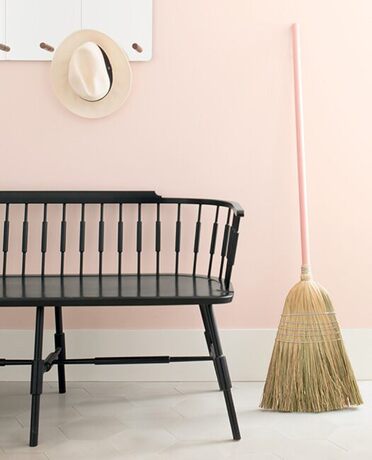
[0,191,244,446]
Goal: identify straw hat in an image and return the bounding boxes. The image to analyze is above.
[51,30,132,118]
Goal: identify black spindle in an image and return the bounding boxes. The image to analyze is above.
[79,204,85,276]
[60,204,67,276]
[2,204,10,277]
[21,203,29,276]
[219,208,231,280]
[175,204,181,275]
[155,203,161,275]
[98,204,105,276]
[207,206,219,278]
[137,204,142,276]
[41,204,48,276]
[117,203,123,275]
[192,204,202,276]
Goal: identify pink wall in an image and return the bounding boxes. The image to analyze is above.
[0,0,372,330]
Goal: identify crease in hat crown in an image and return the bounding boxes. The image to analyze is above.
[68,41,112,101]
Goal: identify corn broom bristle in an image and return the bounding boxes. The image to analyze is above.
[260,278,363,412]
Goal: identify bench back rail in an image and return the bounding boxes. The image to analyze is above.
[0,191,243,288]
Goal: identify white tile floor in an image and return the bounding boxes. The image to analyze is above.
[0,381,371,459]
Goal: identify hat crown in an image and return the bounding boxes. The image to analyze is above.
[68,41,111,102]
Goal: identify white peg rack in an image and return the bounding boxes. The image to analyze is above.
[0,0,152,61]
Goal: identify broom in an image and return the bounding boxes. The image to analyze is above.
[260,23,362,412]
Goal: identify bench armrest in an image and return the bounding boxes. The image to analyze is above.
[161,197,244,218]
[227,201,244,217]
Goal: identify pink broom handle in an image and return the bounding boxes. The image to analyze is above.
[292,23,311,271]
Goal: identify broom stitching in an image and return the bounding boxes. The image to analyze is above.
[279,320,339,326]
[277,338,342,343]
[281,312,336,316]
[278,325,340,332]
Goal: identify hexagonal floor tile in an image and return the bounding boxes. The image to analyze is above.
[328,424,372,451]
[16,405,81,428]
[237,408,284,430]
[277,439,346,460]
[0,417,23,435]
[0,382,30,396]
[73,382,135,397]
[114,404,183,429]
[342,448,372,459]
[173,392,226,419]
[44,439,123,460]
[0,396,31,417]
[151,439,234,460]
[109,427,177,456]
[43,386,92,405]
[72,395,132,418]
[59,416,126,441]
[232,455,281,460]
[0,427,67,455]
[0,452,49,459]
[120,383,181,408]
[323,406,372,427]
[165,413,235,442]
[173,382,220,395]
[225,426,290,459]
[271,412,337,440]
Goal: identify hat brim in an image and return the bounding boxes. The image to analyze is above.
[51,30,132,119]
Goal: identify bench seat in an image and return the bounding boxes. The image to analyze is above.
[0,274,233,307]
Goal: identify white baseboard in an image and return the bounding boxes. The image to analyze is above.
[0,329,371,381]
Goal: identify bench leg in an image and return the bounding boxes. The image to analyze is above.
[54,306,66,394]
[29,306,44,447]
[200,304,241,441]
[199,305,223,390]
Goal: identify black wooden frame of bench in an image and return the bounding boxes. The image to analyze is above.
[0,191,244,446]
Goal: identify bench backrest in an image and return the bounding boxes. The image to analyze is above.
[0,191,243,287]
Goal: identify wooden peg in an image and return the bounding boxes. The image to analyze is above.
[40,42,54,52]
[0,44,10,52]
[132,43,143,53]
